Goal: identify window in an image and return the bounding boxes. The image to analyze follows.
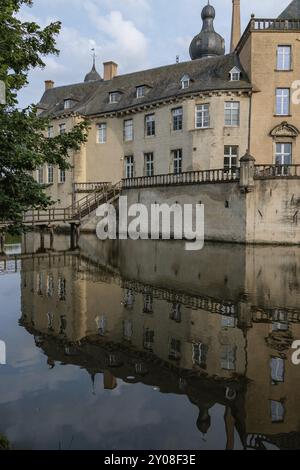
[37,167,44,184]
[123,289,135,308]
[172,107,183,131]
[109,92,120,104]
[124,119,134,142]
[221,345,237,371]
[47,165,54,184]
[144,153,154,177]
[46,274,54,297]
[277,46,291,71]
[136,86,146,98]
[64,99,73,110]
[275,143,292,165]
[225,102,240,126]
[181,74,190,89]
[47,126,54,138]
[224,146,239,172]
[222,316,236,328]
[97,123,107,144]
[59,123,66,135]
[123,320,133,340]
[143,292,153,313]
[169,338,181,361]
[145,114,155,137]
[59,168,66,183]
[229,66,241,81]
[143,329,154,352]
[271,357,285,384]
[193,343,208,369]
[58,276,66,301]
[276,88,290,115]
[195,104,210,129]
[170,303,181,323]
[270,401,285,423]
[95,315,106,336]
[172,149,183,175]
[125,155,134,179]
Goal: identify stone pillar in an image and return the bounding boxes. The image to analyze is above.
[239,151,256,192]
[39,226,46,252]
[49,226,54,251]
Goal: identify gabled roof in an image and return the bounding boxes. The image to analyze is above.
[278,0,300,19]
[38,54,251,119]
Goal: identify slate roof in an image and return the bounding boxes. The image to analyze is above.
[38,54,251,119]
[278,0,300,19]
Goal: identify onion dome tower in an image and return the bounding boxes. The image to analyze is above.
[84,55,102,82]
[190,1,225,60]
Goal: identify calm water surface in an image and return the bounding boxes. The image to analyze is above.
[0,233,300,450]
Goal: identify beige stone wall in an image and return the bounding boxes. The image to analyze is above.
[239,30,300,164]
[39,92,250,209]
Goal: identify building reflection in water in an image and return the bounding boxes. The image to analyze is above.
[18,232,300,450]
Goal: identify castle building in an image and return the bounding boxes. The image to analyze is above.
[36,0,300,208]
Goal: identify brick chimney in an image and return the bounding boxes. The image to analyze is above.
[103,61,118,81]
[230,0,241,53]
[45,80,54,91]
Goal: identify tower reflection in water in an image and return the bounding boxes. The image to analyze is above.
[19,232,300,450]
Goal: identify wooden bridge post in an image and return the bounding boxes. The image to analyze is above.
[49,226,54,251]
[70,223,80,250]
[39,225,46,253]
[0,233,5,255]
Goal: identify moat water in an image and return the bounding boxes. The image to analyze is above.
[0,232,300,450]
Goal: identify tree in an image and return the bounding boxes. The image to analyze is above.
[0,0,89,231]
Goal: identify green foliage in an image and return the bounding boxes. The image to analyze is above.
[0,0,90,230]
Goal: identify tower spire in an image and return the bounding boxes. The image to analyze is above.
[230,0,241,53]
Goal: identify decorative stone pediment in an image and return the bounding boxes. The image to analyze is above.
[270,122,300,138]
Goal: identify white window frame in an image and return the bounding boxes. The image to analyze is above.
[172,149,183,175]
[225,101,240,126]
[47,126,54,138]
[59,123,66,135]
[64,99,73,110]
[276,88,290,116]
[275,143,292,165]
[124,119,134,142]
[136,86,146,98]
[172,107,183,131]
[224,145,239,172]
[181,74,190,89]
[195,104,210,129]
[37,167,44,185]
[145,114,155,137]
[144,152,154,177]
[277,46,291,71]
[125,155,134,179]
[97,123,107,144]
[47,165,54,184]
[229,66,241,81]
[59,168,66,184]
[109,92,120,104]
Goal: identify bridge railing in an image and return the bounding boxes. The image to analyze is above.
[23,207,73,225]
[123,169,240,189]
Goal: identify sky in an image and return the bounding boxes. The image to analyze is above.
[18,0,287,108]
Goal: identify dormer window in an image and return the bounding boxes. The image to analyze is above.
[109,92,121,104]
[64,99,74,110]
[181,75,190,89]
[229,67,241,81]
[136,86,146,98]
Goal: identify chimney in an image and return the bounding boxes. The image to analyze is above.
[230,0,241,53]
[45,80,54,91]
[103,61,118,81]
